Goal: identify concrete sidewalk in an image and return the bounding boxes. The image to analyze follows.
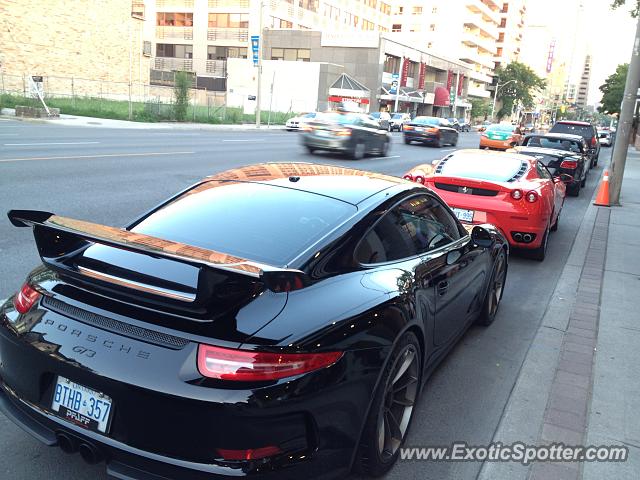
[0,108,286,131]
[480,148,640,480]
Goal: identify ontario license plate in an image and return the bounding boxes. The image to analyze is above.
[51,376,113,433]
[452,208,474,223]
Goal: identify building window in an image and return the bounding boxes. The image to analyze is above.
[502,3,509,13]
[432,7,438,14]
[406,61,416,78]
[344,12,353,25]
[379,26,388,32]
[362,0,377,8]
[412,6,422,15]
[207,46,247,60]
[498,33,505,42]
[271,17,293,28]
[325,5,340,20]
[427,42,433,49]
[384,54,400,73]
[394,6,403,14]
[271,48,311,62]
[429,24,435,31]
[391,23,402,32]
[496,47,503,57]
[156,43,193,58]
[299,0,318,12]
[379,2,390,15]
[500,18,506,28]
[208,13,249,28]
[362,19,375,30]
[157,12,193,26]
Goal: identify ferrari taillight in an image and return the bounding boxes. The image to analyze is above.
[560,160,578,169]
[197,344,343,381]
[414,175,425,184]
[525,191,539,203]
[403,174,414,181]
[511,189,523,200]
[14,283,41,314]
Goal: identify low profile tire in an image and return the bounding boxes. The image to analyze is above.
[581,174,587,187]
[354,331,422,477]
[531,227,549,262]
[306,146,315,154]
[551,210,560,232]
[351,141,366,160]
[451,135,458,147]
[434,139,442,148]
[568,182,580,197]
[476,249,507,326]
[404,138,412,145]
[380,140,389,157]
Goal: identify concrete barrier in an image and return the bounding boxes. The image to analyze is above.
[15,105,60,118]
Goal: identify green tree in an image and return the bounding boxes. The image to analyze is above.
[598,64,628,115]
[470,97,491,120]
[493,62,546,119]
[173,71,192,122]
[611,0,640,17]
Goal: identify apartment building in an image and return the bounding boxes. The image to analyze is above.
[388,0,503,99]
[575,54,591,108]
[494,0,525,68]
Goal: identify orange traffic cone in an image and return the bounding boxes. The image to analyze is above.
[593,169,610,207]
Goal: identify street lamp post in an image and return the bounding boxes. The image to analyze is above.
[491,79,517,122]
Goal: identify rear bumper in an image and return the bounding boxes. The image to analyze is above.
[404,132,439,143]
[479,137,515,150]
[301,135,350,152]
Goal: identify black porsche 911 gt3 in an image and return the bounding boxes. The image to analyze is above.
[0,163,508,480]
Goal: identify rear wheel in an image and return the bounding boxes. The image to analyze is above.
[380,140,389,157]
[476,249,507,326]
[351,141,366,160]
[306,146,315,154]
[404,138,412,145]
[451,135,458,147]
[434,138,442,148]
[531,227,549,262]
[551,210,560,231]
[354,332,422,477]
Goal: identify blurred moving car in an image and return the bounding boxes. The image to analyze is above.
[403,116,458,147]
[285,112,318,131]
[549,120,600,166]
[457,119,471,132]
[301,112,391,159]
[521,133,591,171]
[512,146,587,197]
[479,124,524,150]
[389,112,412,132]
[447,118,461,131]
[597,129,612,147]
[403,150,567,261]
[369,111,391,130]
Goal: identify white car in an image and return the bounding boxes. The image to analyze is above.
[389,113,412,132]
[597,130,612,147]
[286,112,318,131]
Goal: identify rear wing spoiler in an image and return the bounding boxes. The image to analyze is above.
[8,210,308,294]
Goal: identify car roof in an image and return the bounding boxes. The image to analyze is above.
[513,146,579,158]
[555,120,592,126]
[525,133,584,141]
[203,163,407,205]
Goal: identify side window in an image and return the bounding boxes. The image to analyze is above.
[356,195,461,264]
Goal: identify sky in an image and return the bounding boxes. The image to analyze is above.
[525,0,637,106]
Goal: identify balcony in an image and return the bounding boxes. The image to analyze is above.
[153,57,193,71]
[207,28,249,42]
[209,0,249,7]
[462,30,497,54]
[467,84,491,98]
[206,60,227,77]
[466,0,501,26]
[156,0,193,7]
[157,26,193,40]
[460,47,495,70]
[131,1,145,19]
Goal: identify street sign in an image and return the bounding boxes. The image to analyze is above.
[251,35,259,67]
[450,90,456,105]
[390,73,399,95]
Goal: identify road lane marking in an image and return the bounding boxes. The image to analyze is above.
[222,139,261,142]
[0,151,195,163]
[0,133,19,136]
[3,141,100,146]
[378,155,401,159]
[441,149,456,152]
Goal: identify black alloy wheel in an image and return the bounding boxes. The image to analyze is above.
[477,249,507,325]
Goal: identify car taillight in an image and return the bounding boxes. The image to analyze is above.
[403,174,414,181]
[426,127,439,134]
[217,445,283,461]
[13,283,41,314]
[334,128,351,136]
[404,125,414,131]
[414,175,425,184]
[197,344,343,381]
[525,191,539,203]
[511,189,523,200]
[560,160,578,169]
[591,137,597,147]
[301,125,312,132]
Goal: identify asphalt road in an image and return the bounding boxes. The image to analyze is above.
[0,118,606,480]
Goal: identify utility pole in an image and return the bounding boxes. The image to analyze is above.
[255,0,264,128]
[394,57,404,113]
[609,14,640,205]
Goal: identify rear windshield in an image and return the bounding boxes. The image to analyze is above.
[412,117,440,126]
[132,182,356,265]
[550,123,594,138]
[439,154,524,182]
[523,136,582,153]
[487,124,516,133]
[517,151,563,166]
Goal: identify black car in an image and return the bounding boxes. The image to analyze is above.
[1,164,508,480]
[457,119,471,132]
[512,146,588,196]
[404,116,459,147]
[301,112,390,159]
[549,120,600,167]
[521,133,589,165]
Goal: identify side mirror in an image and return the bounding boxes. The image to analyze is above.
[471,226,494,249]
[555,173,574,184]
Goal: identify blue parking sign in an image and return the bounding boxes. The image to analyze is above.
[251,35,260,66]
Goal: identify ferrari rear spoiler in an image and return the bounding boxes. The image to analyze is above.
[8,210,308,295]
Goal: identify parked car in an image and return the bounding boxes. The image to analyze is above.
[479,124,524,150]
[3,164,508,479]
[389,112,411,131]
[301,111,390,159]
[447,118,461,131]
[521,133,591,175]
[404,149,566,261]
[512,146,588,197]
[522,123,536,134]
[369,111,391,130]
[403,116,459,147]
[457,119,471,132]
[285,112,318,131]
[549,120,600,167]
[597,129,612,147]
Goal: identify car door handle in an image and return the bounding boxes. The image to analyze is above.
[437,281,449,296]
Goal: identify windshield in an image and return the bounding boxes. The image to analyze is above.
[391,114,403,119]
[133,182,356,265]
[439,154,525,182]
[412,117,440,126]
[487,124,516,133]
[550,123,594,139]
[524,136,582,153]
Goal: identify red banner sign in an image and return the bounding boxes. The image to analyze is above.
[446,70,454,92]
[418,63,426,90]
[400,57,410,87]
[328,96,370,105]
[457,73,464,96]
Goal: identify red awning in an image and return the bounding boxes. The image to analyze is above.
[328,95,370,105]
[434,87,451,107]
